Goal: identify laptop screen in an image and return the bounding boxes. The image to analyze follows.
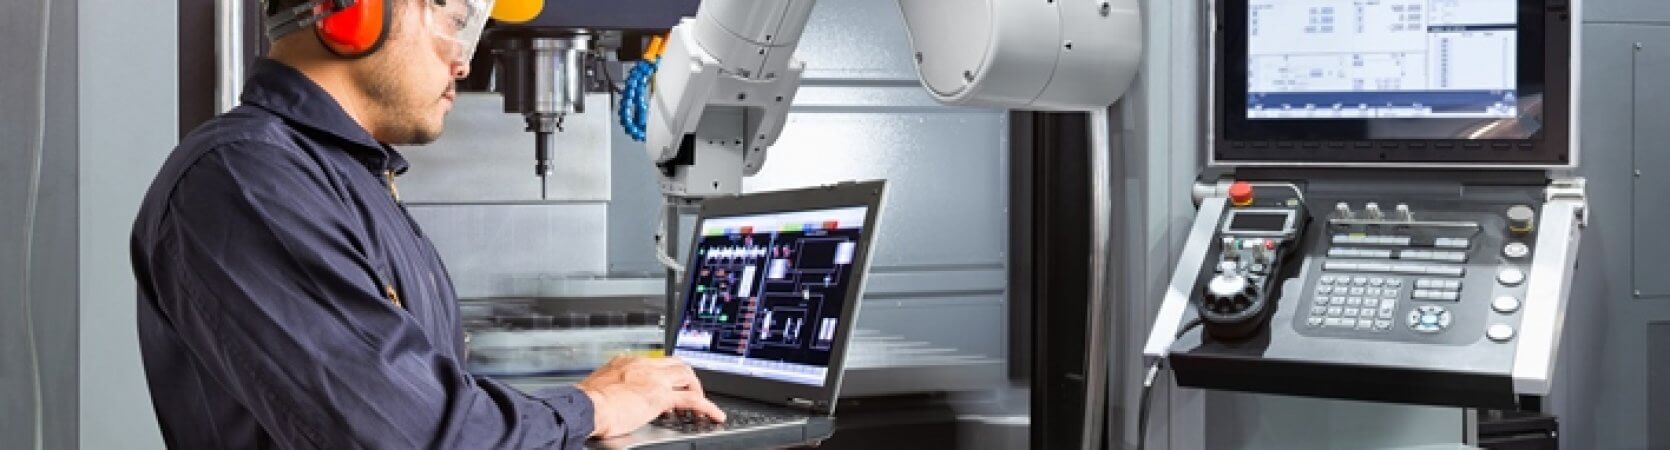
[671,205,870,387]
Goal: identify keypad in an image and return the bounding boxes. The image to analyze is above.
[1309,275,1400,332]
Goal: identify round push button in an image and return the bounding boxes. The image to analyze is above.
[1492,296,1521,314]
[1487,324,1516,342]
[1503,242,1530,259]
[1497,267,1526,287]
[1229,181,1255,206]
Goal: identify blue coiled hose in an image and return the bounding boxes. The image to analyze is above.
[619,57,660,141]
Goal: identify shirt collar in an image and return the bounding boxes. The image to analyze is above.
[239,58,411,175]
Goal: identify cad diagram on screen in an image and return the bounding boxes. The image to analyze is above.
[1246,0,1520,119]
[673,206,868,385]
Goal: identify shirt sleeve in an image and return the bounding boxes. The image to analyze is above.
[143,142,594,449]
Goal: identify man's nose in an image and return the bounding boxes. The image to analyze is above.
[452,60,470,80]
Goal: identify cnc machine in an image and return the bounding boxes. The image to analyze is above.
[1142,0,1584,446]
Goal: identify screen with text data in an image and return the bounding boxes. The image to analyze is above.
[1247,0,1519,119]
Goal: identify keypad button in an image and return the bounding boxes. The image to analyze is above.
[1361,298,1379,308]
[1312,305,1328,315]
[1487,324,1515,342]
[1352,276,1369,286]
[1375,319,1393,331]
[1428,266,1465,277]
[1308,317,1324,327]
[1348,297,1364,306]
[1492,296,1521,313]
[1328,307,1343,316]
[1408,305,1451,333]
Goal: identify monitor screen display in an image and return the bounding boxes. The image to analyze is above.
[1228,211,1293,233]
[671,206,869,387]
[1246,0,1520,121]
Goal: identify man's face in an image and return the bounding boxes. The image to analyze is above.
[354,0,473,145]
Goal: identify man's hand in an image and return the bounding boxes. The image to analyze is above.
[576,355,727,438]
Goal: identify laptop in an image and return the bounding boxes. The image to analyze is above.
[591,180,887,450]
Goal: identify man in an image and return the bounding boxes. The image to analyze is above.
[130,0,723,447]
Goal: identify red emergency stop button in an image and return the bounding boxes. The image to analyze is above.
[1229,181,1254,206]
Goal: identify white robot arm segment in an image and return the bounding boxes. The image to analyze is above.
[645,0,814,198]
[645,0,1143,197]
[899,0,1143,110]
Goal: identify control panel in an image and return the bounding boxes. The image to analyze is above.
[1196,184,1308,339]
[1297,200,1536,346]
[1144,179,1586,409]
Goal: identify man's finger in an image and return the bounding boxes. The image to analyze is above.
[675,392,727,423]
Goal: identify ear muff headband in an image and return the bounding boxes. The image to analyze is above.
[316,0,390,57]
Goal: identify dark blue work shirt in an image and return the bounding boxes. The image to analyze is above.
[132,59,594,449]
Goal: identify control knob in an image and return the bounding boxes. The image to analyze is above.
[1205,273,1256,314]
[1395,203,1414,221]
[1507,205,1536,235]
[1334,202,1354,220]
[1365,202,1384,220]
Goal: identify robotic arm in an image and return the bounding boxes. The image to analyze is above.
[644,0,1143,198]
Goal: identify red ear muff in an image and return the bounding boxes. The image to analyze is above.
[316,0,390,57]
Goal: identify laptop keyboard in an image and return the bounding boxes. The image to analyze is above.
[650,406,797,433]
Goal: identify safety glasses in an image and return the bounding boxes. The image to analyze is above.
[425,0,495,67]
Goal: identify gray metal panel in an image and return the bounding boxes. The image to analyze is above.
[406,204,610,298]
[396,93,613,203]
[78,0,175,447]
[1205,395,1465,450]
[38,0,82,445]
[0,1,62,447]
[795,0,917,81]
[607,118,666,275]
[854,296,1007,360]
[1652,322,1670,450]
[1632,32,1670,298]
[1586,0,1670,26]
[1578,22,1670,450]
[745,109,1008,269]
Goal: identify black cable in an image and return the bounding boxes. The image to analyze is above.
[1136,362,1161,450]
[1176,317,1204,338]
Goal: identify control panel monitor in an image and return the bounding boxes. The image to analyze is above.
[1213,0,1575,167]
